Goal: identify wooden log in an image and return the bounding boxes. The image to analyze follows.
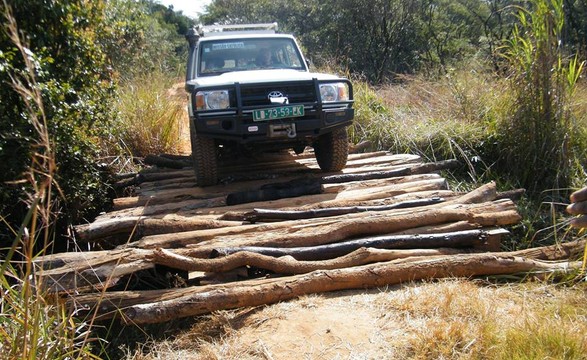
[151,247,471,274]
[135,176,197,194]
[392,220,479,235]
[71,247,582,324]
[317,159,454,185]
[211,229,490,260]
[137,170,193,183]
[135,161,424,196]
[114,173,316,210]
[219,190,459,222]
[320,168,411,184]
[113,172,137,181]
[97,196,227,222]
[342,154,420,168]
[102,175,449,222]
[73,216,240,244]
[322,178,448,203]
[186,209,520,256]
[158,153,191,161]
[243,197,446,223]
[113,175,140,190]
[122,160,444,211]
[226,178,323,206]
[137,200,519,253]
[348,140,372,153]
[38,238,585,294]
[322,173,443,194]
[496,188,526,201]
[38,248,154,293]
[144,154,189,169]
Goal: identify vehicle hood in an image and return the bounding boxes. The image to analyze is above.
[186,70,344,89]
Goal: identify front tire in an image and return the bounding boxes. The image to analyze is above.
[190,126,218,186]
[313,127,349,172]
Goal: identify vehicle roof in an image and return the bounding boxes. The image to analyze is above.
[198,33,296,42]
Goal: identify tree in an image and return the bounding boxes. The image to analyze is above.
[1,1,115,239]
[201,0,501,82]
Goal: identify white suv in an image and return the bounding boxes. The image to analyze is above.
[185,23,354,186]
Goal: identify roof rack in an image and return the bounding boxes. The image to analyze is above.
[199,23,278,37]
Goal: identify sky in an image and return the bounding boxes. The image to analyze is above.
[156,0,212,19]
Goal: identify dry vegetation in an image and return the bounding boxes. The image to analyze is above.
[111,73,587,360]
[121,279,587,359]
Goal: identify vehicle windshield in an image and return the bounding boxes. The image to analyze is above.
[198,37,305,76]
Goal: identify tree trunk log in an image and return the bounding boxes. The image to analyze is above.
[243,197,446,223]
[37,239,586,294]
[209,229,490,260]
[151,247,471,274]
[226,179,323,206]
[134,198,518,252]
[73,215,240,244]
[101,176,450,222]
[70,243,583,324]
[144,154,189,169]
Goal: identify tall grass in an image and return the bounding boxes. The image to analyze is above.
[114,71,185,157]
[350,67,511,190]
[0,5,96,359]
[498,0,586,196]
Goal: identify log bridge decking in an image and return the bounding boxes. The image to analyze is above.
[36,150,584,324]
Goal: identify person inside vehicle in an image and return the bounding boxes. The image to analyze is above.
[256,48,273,67]
[207,56,225,71]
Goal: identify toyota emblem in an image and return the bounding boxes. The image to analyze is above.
[267,90,289,104]
[268,91,284,99]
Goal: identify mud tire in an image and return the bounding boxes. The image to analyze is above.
[314,127,349,172]
[190,125,218,186]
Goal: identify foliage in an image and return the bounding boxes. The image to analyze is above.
[0,0,194,246]
[350,67,507,186]
[563,0,587,54]
[115,71,184,157]
[497,0,586,196]
[202,0,517,83]
[0,8,97,358]
[99,0,195,81]
[0,0,116,244]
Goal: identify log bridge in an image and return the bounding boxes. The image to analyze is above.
[35,150,584,324]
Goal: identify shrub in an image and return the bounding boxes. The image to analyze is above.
[0,7,99,358]
[0,0,115,244]
[114,71,185,157]
[497,0,586,197]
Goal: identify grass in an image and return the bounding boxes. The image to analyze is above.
[0,5,102,358]
[114,71,186,157]
[118,280,587,360]
[350,50,586,245]
[350,66,510,188]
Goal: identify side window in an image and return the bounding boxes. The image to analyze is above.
[284,44,302,67]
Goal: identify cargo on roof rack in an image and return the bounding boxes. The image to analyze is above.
[199,23,278,37]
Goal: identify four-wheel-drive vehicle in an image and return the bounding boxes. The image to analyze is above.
[185,23,354,186]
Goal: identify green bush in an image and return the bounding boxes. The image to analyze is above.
[497,0,586,196]
[0,1,116,243]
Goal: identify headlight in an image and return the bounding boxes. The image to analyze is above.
[195,90,230,110]
[319,83,349,102]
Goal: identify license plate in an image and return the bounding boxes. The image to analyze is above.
[253,105,304,121]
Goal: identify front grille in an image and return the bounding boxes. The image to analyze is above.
[240,82,317,107]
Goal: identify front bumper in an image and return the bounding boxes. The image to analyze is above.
[188,78,354,143]
[192,107,353,143]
